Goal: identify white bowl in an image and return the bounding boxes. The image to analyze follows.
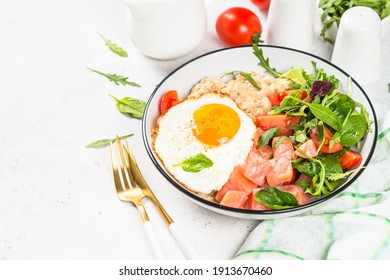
[142,45,377,219]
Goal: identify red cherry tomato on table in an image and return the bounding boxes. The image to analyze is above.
[215,7,262,47]
[160,90,179,114]
[251,0,271,10]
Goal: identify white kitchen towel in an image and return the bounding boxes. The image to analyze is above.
[234,113,390,260]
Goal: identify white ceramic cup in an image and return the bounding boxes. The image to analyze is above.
[264,0,314,50]
[331,7,382,85]
[125,0,207,60]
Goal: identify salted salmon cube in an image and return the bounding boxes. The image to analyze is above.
[276,185,311,206]
[266,156,294,186]
[215,184,228,203]
[224,165,258,194]
[242,149,272,186]
[272,137,295,160]
[220,190,248,208]
[255,115,301,136]
[295,139,318,158]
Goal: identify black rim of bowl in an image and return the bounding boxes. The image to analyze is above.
[142,44,378,217]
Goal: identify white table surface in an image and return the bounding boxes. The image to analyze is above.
[1,0,389,260]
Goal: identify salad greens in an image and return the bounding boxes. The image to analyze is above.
[173,153,214,173]
[88,68,140,87]
[85,133,134,149]
[252,44,372,198]
[109,94,146,119]
[98,33,129,57]
[319,0,390,43]
[255,186,298,210]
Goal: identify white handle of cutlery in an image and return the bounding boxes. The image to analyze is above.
[143,221,165,260]
[169,222,200,260]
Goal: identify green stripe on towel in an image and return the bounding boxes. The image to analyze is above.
[235,249,305,260]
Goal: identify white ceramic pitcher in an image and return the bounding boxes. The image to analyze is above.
[124,0,207,60]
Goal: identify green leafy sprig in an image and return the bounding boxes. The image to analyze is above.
[85,134,134,148]
[173,153,213,173]
[98,33,128,57]
[88,68,140,87]
[109,94,146,119]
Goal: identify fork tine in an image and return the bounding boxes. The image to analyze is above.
[115,136,133,190]
[109,142,125,193]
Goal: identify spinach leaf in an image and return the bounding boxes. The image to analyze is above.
[85,133,134,148]
[324,94,355,121]
[254,186,298,210]
[297,179,311,191]
[173,153,213,173]
[258,128,280,148]
[340,114,368,146]
[294,160,321,178]
[109,94,146,119]
[318,154,343,178]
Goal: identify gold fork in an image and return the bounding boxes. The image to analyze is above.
[110,138,164,259]
[122,138,200,260]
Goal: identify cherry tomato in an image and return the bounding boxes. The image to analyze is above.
[309,125,343,154]
[339,150,362,170]
[215,7,262,47]
[251,0,271,10]
[160,90,179,114]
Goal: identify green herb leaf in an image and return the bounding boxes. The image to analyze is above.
[222,71,261,90]
[109,94,145,119]
[85,133,134,148]
[327,167,365,181]
[339,114,368,146]
[324,94,355,121]
[252,44,281,77]
[254,186,298,210]
[280,67,309,88]
[98,33,128,57]
[88,68,140,87]
[258,128,280,148]
[173,153,213,173]
[297,179,311,190]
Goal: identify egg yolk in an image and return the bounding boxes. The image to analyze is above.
[192,103,241,146]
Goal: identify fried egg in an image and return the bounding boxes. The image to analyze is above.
[153,93,256,194]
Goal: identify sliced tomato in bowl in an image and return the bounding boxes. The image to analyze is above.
[160,90,179,114]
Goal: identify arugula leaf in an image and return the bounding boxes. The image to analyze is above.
[222,71,261,90]
[173,153,213,173]
[85,133,134,148]
[252,44,281,77]
[109,94,145,119]
[258,128,280,148]
[327,167,365,181]
[255,186,298,210]
[98,33,128,57]
[88,68,140,87]
[273,136,288,149]
[297,179,311,191]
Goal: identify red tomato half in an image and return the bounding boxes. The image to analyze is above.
[215,7,262,47]
[339,150,362,170]
[251,0,271,10]
[160,90,179,114]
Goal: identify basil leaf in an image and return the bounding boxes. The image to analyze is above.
[173,153,213,173]
[109,94,146,119]
[340,114,368,146]
[85,133,134,148]
[98,33,128,57]
[258,128,280,148]
[255,186,298,210]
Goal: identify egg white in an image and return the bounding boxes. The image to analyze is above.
[154,93,256,194]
